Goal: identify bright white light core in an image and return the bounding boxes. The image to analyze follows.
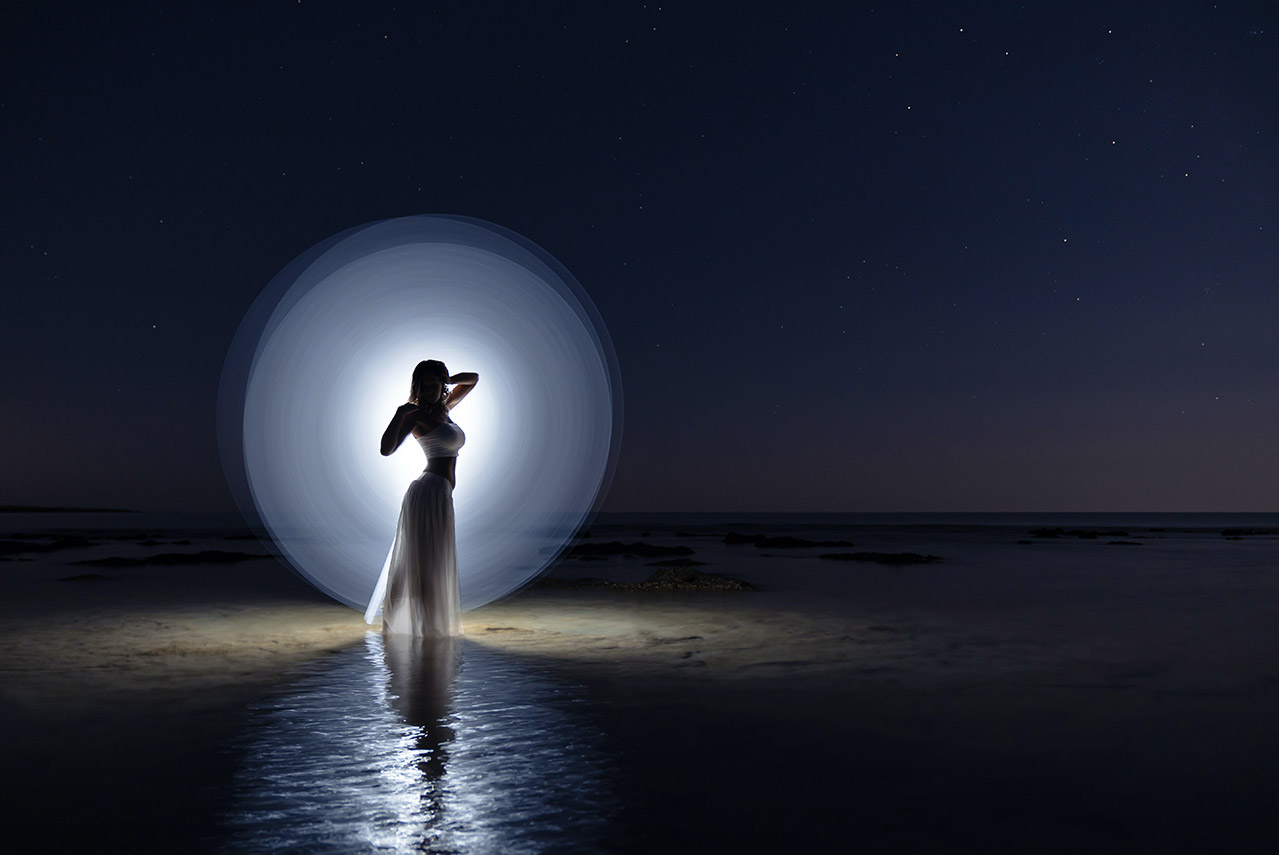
[219,217,622,611]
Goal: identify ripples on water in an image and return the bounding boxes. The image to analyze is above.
[221,635,617,853]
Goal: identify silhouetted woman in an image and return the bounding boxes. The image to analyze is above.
[371,360,478,636]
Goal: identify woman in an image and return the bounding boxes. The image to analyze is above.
[373,359,479,637]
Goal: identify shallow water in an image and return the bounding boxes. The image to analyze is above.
[220,635,616,854]
[5,512,1279,851]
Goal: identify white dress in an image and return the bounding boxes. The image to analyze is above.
[365,422,465,637]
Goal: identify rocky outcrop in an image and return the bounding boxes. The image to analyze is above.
[818,552,942,565]
[1028,528,1128,539]
[73,550,272,567]
[723,532,854,548]
[529,566,754,592]
[563,541,695,558]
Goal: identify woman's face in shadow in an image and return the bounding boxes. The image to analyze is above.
[418,379,443,404]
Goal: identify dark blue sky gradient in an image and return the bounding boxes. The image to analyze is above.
[3,1,1277,511]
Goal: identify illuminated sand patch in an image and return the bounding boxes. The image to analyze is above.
[0,590,938,716]
[0,602,370,714]
[0,579,1061,723]
[464,591,934,681]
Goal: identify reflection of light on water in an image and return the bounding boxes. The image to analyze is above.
[222,634,615,853]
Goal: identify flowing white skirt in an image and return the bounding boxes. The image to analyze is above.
[366,470,463,637]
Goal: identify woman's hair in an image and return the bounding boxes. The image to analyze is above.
[409,359,451,418]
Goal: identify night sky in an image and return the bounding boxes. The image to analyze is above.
[4,2,1277,513]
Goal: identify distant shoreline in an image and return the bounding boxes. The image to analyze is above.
[0,505,139,514]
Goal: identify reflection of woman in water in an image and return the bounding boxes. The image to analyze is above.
[383,635,462,784]
[374,359,478,636]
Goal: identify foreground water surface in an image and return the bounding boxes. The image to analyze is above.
[222,635,615,854]
[3,512,1278,852]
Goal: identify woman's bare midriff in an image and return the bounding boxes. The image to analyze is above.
[426,457,456,488]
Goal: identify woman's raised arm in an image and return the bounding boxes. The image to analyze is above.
[444,372,479,411]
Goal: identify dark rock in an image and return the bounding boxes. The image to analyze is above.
[0,536,99,556]
[102,531,169,541]
[564,541,695,558]
[722,531,854,548]
[1017,540,1033,545]
[0,505,136,513]
[1222,528,1278,537]
[1029,527,1128,539]
[73,550,272,567]
[610,567,754,592]
[1107,540,1142,546]
[818,552,942,565]
[761,535,854,548]
[527,577,609,590]
[1,540,42,556]
[722,531,763,545]
[59,573,110,582]
[529,566,753,592]
[48,536,99,550]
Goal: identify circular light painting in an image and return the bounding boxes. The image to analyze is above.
[218,216,622,614]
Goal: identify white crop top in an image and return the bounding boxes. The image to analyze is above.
[415,421,465,459]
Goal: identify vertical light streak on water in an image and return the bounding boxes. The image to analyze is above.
[221,636,616,853]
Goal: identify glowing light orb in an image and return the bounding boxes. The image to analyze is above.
[217,216,622,611]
